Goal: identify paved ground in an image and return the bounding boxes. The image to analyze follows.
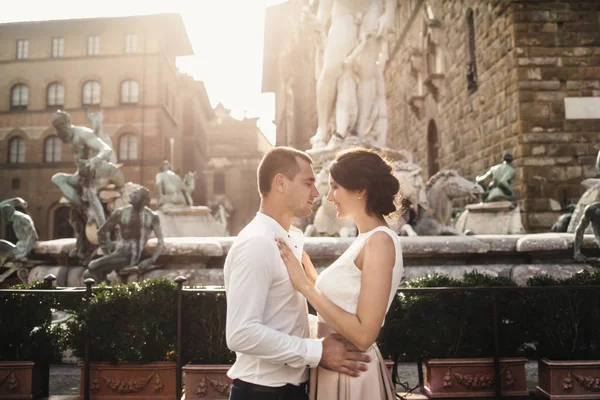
[44,361,540,399]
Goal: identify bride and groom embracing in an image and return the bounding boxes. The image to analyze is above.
[224,146,404,400]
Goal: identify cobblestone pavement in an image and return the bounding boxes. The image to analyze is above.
[45,361,540,399]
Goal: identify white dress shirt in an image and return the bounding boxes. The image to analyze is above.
[224,212,323,387]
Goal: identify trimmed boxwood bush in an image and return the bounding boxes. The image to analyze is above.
[525,270,600,360]
[65,278,234,365]
[378,271,525,361]
[0,281,65,363]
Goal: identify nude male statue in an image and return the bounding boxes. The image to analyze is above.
[51,110,124,229]
[0,203,38,265]
[84,187,164,283]
[310,0,396,148]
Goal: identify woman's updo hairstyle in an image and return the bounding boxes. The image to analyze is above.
[329,147,400,216]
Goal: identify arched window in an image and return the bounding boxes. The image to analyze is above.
[118,133,138,161]
[427,120,439,177]
[47,82,65,107]
[10,84,28,109]
[44,135,62,162]
[120,80,139,104]
[8,137,25,164]
[82,81,101,105]
[466,8,478,92]
[53,206,74,239]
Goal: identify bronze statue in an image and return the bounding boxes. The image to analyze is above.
[0,200,38,282]
[50,110,124,260]
[84,187,165,283]
[476,153,516,203]
[574,151,600,263]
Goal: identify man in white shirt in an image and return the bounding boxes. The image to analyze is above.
[225,147,370,400]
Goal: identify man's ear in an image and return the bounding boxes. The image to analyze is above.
[273,173,286,193]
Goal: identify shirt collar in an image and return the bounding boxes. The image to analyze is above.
[255,212,302,236]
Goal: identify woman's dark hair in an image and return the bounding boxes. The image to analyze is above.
[329,147,400,216]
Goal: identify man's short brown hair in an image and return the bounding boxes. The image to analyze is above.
[257,147,313,195]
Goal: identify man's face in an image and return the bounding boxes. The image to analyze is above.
[283,157,319,218]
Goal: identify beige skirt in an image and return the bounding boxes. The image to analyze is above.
[309,323,396,400]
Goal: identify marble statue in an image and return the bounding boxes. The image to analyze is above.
[475,153,516,203]
[304,162,357,237]
[84,187,164,283]
[309,0,396,149]
[156,161,195,209]
[50,110,125,258]
[0,200,38,282]
[388,167,482,236]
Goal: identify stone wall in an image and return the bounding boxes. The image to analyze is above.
[386,0,521,201]
[385,0,600,232]
[25,233,600,288]
[512,0,600,231]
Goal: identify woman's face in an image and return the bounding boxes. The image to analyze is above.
[327,175,362,219]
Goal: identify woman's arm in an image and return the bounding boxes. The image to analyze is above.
[278,232,395,351]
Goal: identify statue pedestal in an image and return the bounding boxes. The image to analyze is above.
[454,201,525,235]
[306,137,412,168]
[157,206,225,237]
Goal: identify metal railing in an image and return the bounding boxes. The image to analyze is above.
[2,275,600,399]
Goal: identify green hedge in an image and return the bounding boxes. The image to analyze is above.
[0,281,65,363]
[15,271,600,365]
[65,279,234,364]
[378,270,600,362]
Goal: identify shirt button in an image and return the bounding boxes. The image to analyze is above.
[288,235,291,238]
[284,363,288,366]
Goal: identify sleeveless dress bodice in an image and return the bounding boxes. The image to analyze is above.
[315,226,404,323]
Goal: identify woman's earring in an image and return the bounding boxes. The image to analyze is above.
[358,196,362,200]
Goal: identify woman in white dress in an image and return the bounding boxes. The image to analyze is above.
[276,147,403,400]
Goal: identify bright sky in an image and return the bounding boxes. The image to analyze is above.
[0,0,285,144]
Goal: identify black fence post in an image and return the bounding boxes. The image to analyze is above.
[491,290,501,399]
[175,276,187,400]
[39,274,56,397]
[83,278,95,400]
[44,274,56,288]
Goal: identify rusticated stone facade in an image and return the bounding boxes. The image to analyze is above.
[0,14,214,240]
[386,0,600,232]
[265,0,600,232]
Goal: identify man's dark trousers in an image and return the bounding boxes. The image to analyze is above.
[229,379,308,400]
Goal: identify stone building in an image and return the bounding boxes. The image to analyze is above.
[205,104,272,235]
[262,0,318,150]
[264,0,600,232]
[0,14,214,240]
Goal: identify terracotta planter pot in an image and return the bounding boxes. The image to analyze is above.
[182,364,232,400]
[78,361,176,399]
[537,358,600,399]
[423,358,528,398]
[0,361,41,399]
